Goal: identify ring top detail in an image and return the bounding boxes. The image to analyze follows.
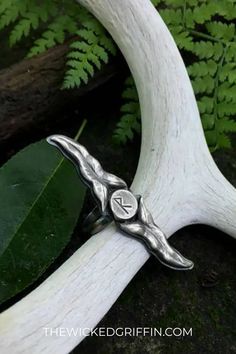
[110,189,138,221]
[47,134,194,271]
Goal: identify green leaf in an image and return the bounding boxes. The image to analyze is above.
[0,130,86,304]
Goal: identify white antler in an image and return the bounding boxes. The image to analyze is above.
[0,0,236,353]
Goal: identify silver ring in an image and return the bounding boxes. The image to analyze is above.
[82,207,111,235]
[47,135,194,271]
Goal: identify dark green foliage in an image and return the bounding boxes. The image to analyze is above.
[113,77,141,144]
[0,0,116,90]
[0,139,85,304]
[0,0,236,150]
[116,0,236,151]
[63,13,116,89]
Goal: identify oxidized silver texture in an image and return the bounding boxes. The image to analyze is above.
[47,135,194,271]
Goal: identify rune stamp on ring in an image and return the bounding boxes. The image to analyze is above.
[47,135,194,271]
[110,189,138,221]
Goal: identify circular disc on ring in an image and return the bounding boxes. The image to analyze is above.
[110,189,138,221]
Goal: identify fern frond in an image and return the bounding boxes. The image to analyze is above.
[219,63,236,83]
[217,134,231,149]
[192,42,224,60]
[115,0,236,150]
[0,0,235,151]
[217,118,236,133]
[9,18,32,46]
[122,87,139,100]
[214,1,236,21]
[226,43,236,62]
[28,15,77,57]
[188,60,217,77]
[192,76,215,94]
[202,114,215,130]
[0,0,14,16]
[192,3,218,24]
[218,83,236,103]
[26,2,58,23]
[218,103,236,118]
[159,9,182,25]
[206,21,235,41]
[0,1,28,30]
[151,0,161,6]
[63,13,115,89]
[163,0,184,7]
[198,97,214,114]
[172,30,194,51]
[113,77,140,145]
[206,131,231,150]
[93,45,109,63]
[64,40,109,89]
[98,36,116,55]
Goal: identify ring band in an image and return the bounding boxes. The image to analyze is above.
[82,207,111,235]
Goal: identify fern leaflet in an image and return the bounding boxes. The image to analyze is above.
[0,0,236,151]
[116,0,236,150]
[113,77,141,144]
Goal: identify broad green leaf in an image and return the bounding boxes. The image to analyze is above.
[0,136,85,304]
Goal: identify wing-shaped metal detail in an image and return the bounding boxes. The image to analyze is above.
[47,135,193,271]
[118,198,194,270]
[47,135,127,213]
